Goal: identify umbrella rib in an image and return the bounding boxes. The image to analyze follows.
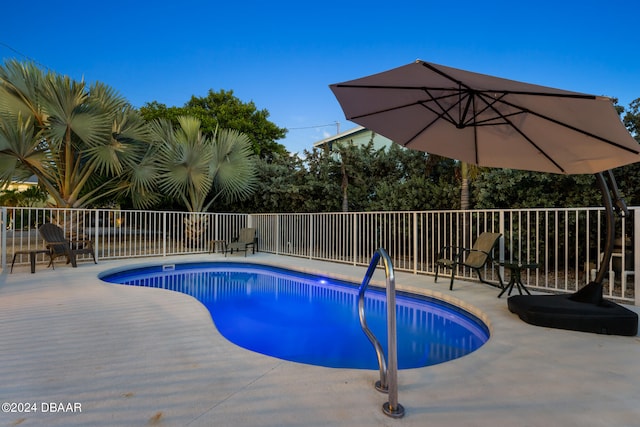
[472,95,479,164]
[497,98,640,155]
[402,116,445,149]
[472,111,527,126]
[460,89,474,128]
[418,61,472,91]
[404,92,473,146]
[347,98,456,128]
[475,92,567,173]
[417,61,599,100]
[462,91,528,127]
[335,83,450,91]
[333,85,458,122]
[422,87,468,127]
[345,87,466,129]
[419,90,469,124]
[478,89,596,100]
[463,92,506,127]
[347,100,423,121]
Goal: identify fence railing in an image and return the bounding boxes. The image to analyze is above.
[0,207,248,266]
[2,206,637,304]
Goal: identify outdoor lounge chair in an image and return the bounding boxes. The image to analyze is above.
[435,232,503,290]
[38,223,97,268]
[225,227,257,257]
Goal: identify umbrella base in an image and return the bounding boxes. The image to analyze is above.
[508,283,638,336]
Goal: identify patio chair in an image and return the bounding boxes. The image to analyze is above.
[226,227,257,257]
[435,232,503,290]
[38,223,97,268]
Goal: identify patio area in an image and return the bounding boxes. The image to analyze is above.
[1,252,639,426]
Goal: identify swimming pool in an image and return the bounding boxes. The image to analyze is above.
[100,262,489,369]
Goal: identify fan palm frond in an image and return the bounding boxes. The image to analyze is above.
[209,128,257,205]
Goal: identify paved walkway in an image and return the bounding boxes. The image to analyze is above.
[1,253,639,426]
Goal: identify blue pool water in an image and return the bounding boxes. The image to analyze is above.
[100,262,489,369]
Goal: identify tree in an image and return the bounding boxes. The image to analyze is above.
[300,146,343,212]
[292,142,459,213]
[622,97,640,142]
[334,139,379,212]
[0,60,156,209]
[457,161,481,210]
[0,189,24,207]
[149,115,257,247]
[149,116,257,213]
[472,169,602,209]
[370,145,459,211]
[140,89,288,160]
[220,153,309,213]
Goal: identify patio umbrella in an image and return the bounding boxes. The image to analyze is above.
[329,59,640,175]
[330,59,640,289]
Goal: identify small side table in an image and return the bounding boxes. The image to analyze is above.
[498,262,537,298]
[209,240,227,254]
[11,249,51,274]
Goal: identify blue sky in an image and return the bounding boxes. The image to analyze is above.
[2,0,638,155]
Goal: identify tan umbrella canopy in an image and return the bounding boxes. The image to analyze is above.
[331,59,640,292]
[330,60,640,175]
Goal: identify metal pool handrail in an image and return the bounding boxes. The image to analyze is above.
[358,247,405,418]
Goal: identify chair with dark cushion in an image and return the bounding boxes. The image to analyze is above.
[38,223,97,268]
[226,227,257,257]
[435,232,504,290]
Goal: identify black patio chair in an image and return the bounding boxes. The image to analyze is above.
[435,232,503,290]
[38,223,97,268]
[225,227,257,257]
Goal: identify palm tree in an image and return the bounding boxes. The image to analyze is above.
[459,161,483,210]
[151,116,257,212]
[460,161,470,210]
[0,60,157,209]
[150,116,257,246]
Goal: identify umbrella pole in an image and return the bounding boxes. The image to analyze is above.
[593,171,628,286]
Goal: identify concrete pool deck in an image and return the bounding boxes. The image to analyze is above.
[1,253,639,427]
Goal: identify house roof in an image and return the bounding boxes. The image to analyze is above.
[312,126,366,148]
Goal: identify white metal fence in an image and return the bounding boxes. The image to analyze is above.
[2,206,637,304]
